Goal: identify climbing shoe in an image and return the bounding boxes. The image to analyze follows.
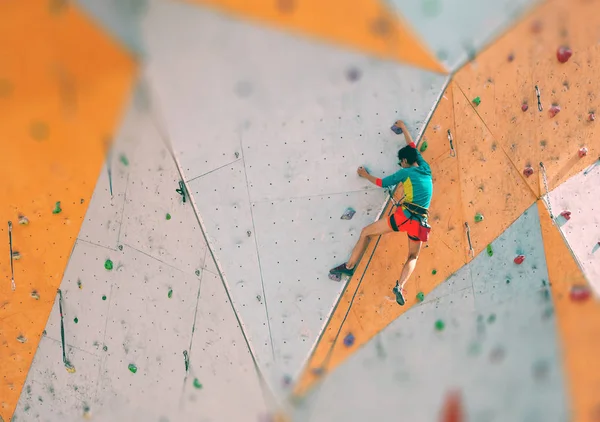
[329,263,355,278]
[392,281,405,306]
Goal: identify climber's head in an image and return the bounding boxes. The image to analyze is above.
[397,145,418,168]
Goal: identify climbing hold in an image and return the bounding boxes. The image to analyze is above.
[311,367,325,377]
[346,67,361,82]
[193,378,203,389]
[579,147,588,158]
[282,374,292,386]
[419,141,428,153]
[514,255,525,265]
[74,317,78,324]
[18,214,29,225]
[531,20,543,33]
[390,120,403,135]
[508,53,515,62]
[521,103,529,112]
[416,292,425,302]
[487,314,496,324]
[12,251,21,260]
[102,295,107,301]
[128,364,137,374]
[569,285,591,302]
[328,272,341,282]
[77,280,82,289]
[432,269,437,275]
[341,207,356,220]
[549,105,561,118]
[472,97,481,106]
[343,333,355,347]
[52,201,62,214]
[16,335,27,343]
[166,213,171,220]
[589,113,596,122]
[560,210,572,220]
[506,278,511,284]
[523,166,534,177]
[102,345,108,351]
[435,320,445,331]
[556,46,573,63]
[104,259,113,270]
[440,390,464,422]
[247,230,252,237]
[168,289,173,299]
[474,213,484,223]
[31,290,40,300]
[256,295,262,303]
[119,154,129,166]
[486,244,493,257]
[195,269,201,276]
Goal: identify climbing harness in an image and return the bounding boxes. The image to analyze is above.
[539,162,554,219]
[176,180,188,204]
[447,129,456,157]
[535,85,543,112]
[8,221,15,291]
[57,289,76,373]
[465,222,475,258]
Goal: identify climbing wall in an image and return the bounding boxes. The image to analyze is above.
[141,0,448,395]
[292,204,569,422]
[385,0,542,71]
[4,0,600,421]
[11,81,271,421]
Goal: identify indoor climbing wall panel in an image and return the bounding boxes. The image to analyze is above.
[292,204,568,422]
[11,83,270,421]
[0,1,136,420]
[385,0,542,71]
[178,0,445,73]
[75,0,148,56]
[549,168,600,295]
[142,0,448,395]
[455,0,600,197]
[539,199,600,422]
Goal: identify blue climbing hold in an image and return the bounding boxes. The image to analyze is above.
[391,120,403,134]
[343,333,355,347]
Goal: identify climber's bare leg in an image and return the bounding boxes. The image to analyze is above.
[346,218,394,269]
[398,237,422,289]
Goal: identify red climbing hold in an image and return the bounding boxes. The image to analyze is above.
[579,147,588,158]
[521,103,529,112]
[557,46,573,63]
[560,210,572,220]
[569,285,591,302]
[523,166,534,177]
[440,390,464,422]
[549,105,561,118]
[514,255,525,265]
[589,112,596,122]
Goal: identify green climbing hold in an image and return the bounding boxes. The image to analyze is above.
[193,378,202,389]
[419,141,428,153]
[474,213,484,222]
[128,364,137,374]
[166,213,171,220]
[472,97,481,106]
[119,154,129,166]
[168,289,173,299]
[416,292,425,302]
[104,259,113,270]
[52,201,62,214]
[487,313,496,324]
[74,317,78,324]
[102,295,107,301]
[486,244,493,257]
[432,269,437,275]
[434,319,445,331]
[103,345,108,351]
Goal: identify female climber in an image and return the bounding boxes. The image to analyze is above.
[329,120,433,306]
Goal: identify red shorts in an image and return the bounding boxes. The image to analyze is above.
[388,209,430,242]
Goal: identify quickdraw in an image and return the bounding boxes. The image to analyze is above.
[535,85,543,112]
[447,129,456,157]
[465,222,475,258]
[8,221,15,291]
[176,181,188,204]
